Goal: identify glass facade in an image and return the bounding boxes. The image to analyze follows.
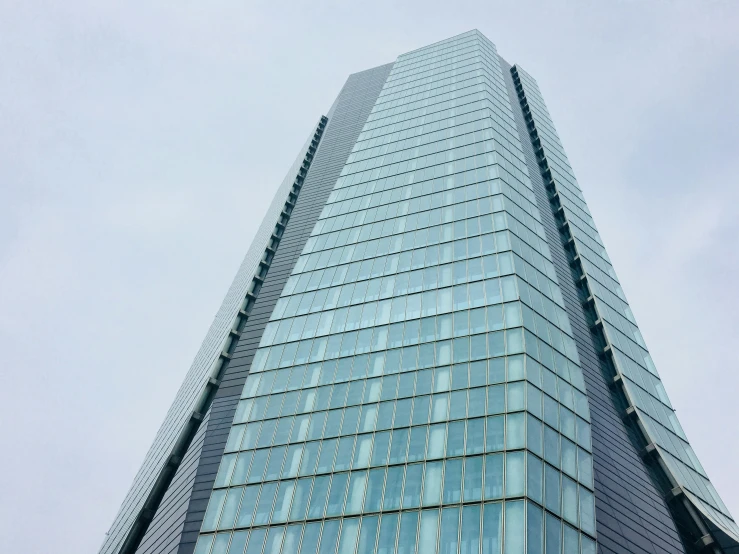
[103,30,737,554]
[195,31,598,554]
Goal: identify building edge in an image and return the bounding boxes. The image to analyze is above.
[99,115,329,554]
[508,63,738,553]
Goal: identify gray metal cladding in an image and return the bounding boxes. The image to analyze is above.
[135,409,213,554]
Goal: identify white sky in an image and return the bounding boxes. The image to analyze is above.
[1,2,737,553]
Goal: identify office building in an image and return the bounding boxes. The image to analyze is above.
[99,31,737,554]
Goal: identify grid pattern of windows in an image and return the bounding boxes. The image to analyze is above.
[192,501,595,554]
[513,63,739,545]
[196,31,596,554]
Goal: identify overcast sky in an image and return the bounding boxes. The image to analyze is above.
[1,2,738,553]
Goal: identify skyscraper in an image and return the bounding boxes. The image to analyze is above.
[99,31,737,554]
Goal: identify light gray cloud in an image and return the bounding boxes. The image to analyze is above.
[1,2,737,553]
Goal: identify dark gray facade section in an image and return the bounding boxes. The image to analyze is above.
[500,58,690,554]
[134,410,212,554]
[173,63,394,554]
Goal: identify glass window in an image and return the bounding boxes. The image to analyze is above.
[446,421,465,456]
[282,445,303,479]
[427,423,446,459]
[316,438,338,474]
[488,331,504,357]
[434,366,451,392]
[225,426,245,453]
[419,509,440,554]
[245,528,267,554]
[461,504,481,554]
[527,415,543,458]
[470,360,487,388]
[319,520,340,554]
[217,487,243,530]
[506,412,525,450]
[504,500,525,554]
[545,465,561,516]
[334,436,355,472]
[581,536,596,554]
[412,395,431,425]
[307,411,326,440]
[357,515,379,554]
[486,385,504,416]
[527,502,544,554]
[580,487,596,536]
[398,511,419,554]
[257,420,277,448]
[231,452,253,485]
[265,446,286,481]
[408,425,428,462]
[527,453,543,505]
[307,475,330,519]
[383,466,404,510]
[562,475,578,525]
[193,535,213,554]
[326,472,349,517]
[353,434,373,468]
[403,464,424,509]
[202,489,226,532]
[466,417,485,455]
[487,415,504,452]
[507,382,525,411]
[273,417,293,444]
[389,428,409,464]
[394,398,412,427]
[440,507,460,554]
[299,441,319,476]
[563,525,578,554]
[506,451,525,497]
[545,512,561,554]
[377,513,398,554]
[450,389,467,420]
[431,393,450,423]
[228,531,248,554]
[264,527,284,554]
[463,456,483,502]
[468,388,486,419]
[577,447,594,488]
[443,458,463,504]
[338,518,360,554]
[484,454,503,500]
[488,357,505,383]
[544,426,560,467]
[365,467,386,512]
[482,502,502,554]
[253,482,277,525]
[371,431,391,466]
[345,471,368,514]
[289,478,311,521]
[423,460,443,506]
[376,402,394,430]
